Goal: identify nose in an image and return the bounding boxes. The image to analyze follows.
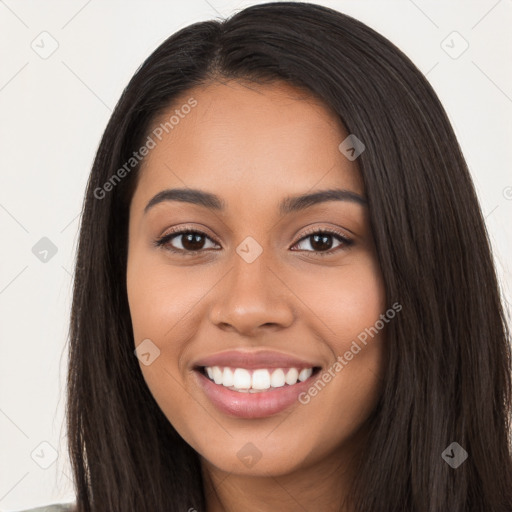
[209,251,295,337]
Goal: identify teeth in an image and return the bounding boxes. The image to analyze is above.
[298,368,313,382]
[212,366,223,385]
[222,367,234,387]
[270,369,285,388]
[203,366,315,391]
[251,369,271,390]
[285,368,299,385]
[233,368,251,389]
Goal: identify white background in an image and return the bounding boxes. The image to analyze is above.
[0,1,511,510]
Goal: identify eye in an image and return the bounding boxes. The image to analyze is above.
[154,228,219,254]
[154,227,353,256]
[291,228,353,255]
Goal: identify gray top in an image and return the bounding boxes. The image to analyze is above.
[15,505,74,512]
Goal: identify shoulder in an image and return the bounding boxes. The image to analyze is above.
[16,504,75,512]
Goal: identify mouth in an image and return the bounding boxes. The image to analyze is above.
[193,364,322,419]
[198,365,322,392]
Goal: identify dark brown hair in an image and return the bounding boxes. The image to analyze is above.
[67,2,512,510]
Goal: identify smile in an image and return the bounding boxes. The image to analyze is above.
[203,366,315,392]
[194,366,321,418]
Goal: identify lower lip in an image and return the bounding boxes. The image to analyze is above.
[194,369,319,419]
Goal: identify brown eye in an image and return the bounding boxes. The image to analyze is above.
[291,229,353,255]
[177,232,208,251]
[155,228,353,256]
[155,230,219,253]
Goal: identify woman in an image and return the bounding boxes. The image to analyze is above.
[26,2,512,511]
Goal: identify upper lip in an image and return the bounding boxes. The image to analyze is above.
[193,349,322,370]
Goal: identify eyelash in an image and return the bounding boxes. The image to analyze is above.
[154,226,354,257]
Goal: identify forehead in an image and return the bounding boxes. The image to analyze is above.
[132,79,364,210]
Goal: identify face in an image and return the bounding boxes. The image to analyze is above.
[126,79,387,477]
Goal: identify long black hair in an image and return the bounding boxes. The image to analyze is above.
[67,2,512,510]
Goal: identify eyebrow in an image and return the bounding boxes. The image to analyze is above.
[144,187,367,215]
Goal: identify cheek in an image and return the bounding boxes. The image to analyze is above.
[126,247,219,420]
[292,253,386,342]
[126,250,212,435]
[288,255,387,427]
[126,251,206,347]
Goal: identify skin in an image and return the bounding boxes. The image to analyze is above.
[126,79,387,512]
